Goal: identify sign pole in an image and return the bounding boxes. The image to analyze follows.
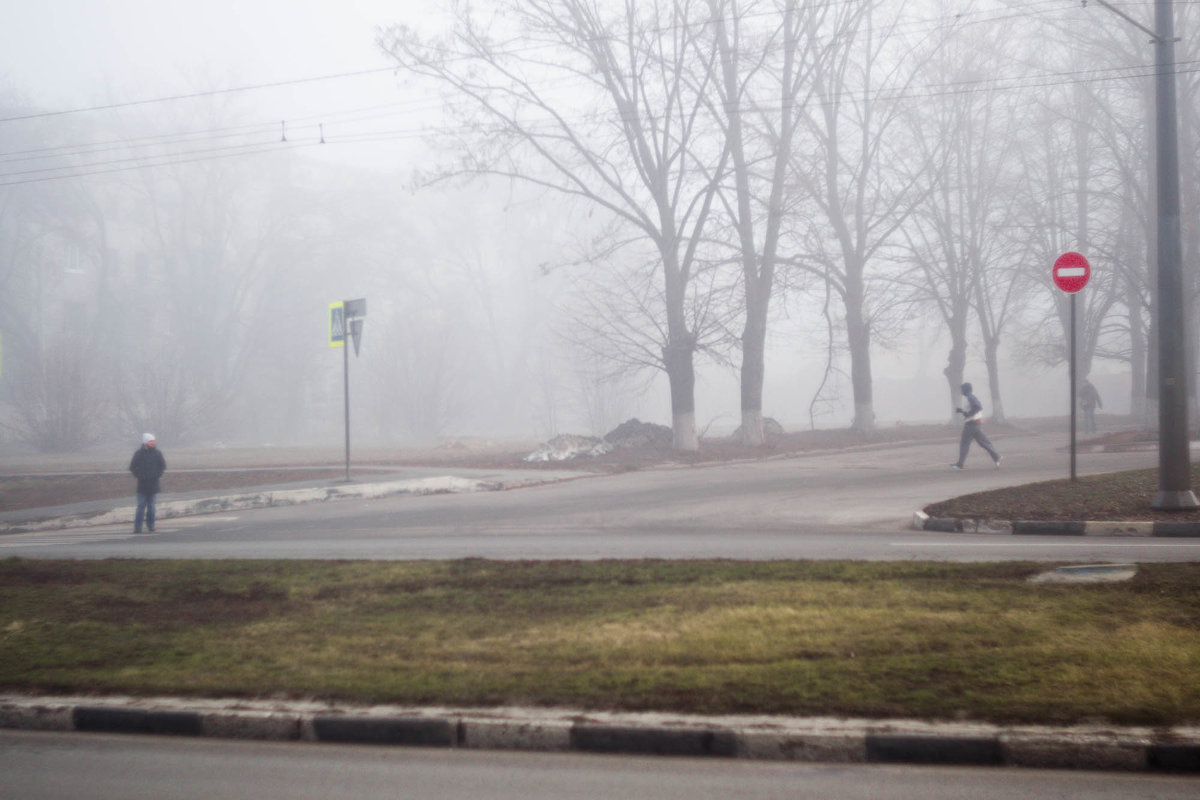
[329,299,365,484]
[1053,252,1091,482]
[1070,293,1077,482]
[343,327,351,482]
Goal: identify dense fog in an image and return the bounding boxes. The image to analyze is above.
[1,0,1196,454]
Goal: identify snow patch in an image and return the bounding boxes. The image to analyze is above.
[524,435,612,462]
[524,419,675,462]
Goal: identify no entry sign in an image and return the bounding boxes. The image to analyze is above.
[1053,252,1091,293]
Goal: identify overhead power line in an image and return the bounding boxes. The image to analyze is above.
[0,66,398,124]
[1,1,1191,187]
[0,0,1067,126]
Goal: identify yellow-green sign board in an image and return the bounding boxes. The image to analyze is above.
[329,302,345,348]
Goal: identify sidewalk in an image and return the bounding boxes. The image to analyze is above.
[0,466,588,534]
[2,694,1198,772]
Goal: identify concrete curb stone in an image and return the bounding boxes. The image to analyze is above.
[2,695,1198,773]
[461,718,573,752]
[198,709,305,741]
[865,733,1003,765]
[73,706,203,737]
[914,511,1200,537]
[311,715,456,747]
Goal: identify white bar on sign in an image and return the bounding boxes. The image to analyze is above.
[1056,267,1086,277]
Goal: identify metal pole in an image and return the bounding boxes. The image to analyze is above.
[1071,293,1077,482]
[343,326,351,482]
[1150,0,1197,509]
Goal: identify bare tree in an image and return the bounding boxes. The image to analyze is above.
[0,105,119,450]
[700,0,821,444]
[903,21,1030,420]
[788,0,925,432]
[1081,57,1155,419]
[1011,73,1125,407]
[1030,1,1200,420]
[379,0,730,450]
[558,236,737,414]
[118,107,298,444]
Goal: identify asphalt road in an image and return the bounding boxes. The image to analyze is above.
[4,433,1196,561]
[3,731,1197,800]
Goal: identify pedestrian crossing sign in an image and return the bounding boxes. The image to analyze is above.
[329,302,345,347]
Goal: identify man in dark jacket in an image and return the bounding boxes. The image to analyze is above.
[129,433,166,533]
[952,382,1001,469]
[1079,378,1102,434]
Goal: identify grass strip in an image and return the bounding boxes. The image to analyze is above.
[925,463,1200,521]
[2,558,1198,726]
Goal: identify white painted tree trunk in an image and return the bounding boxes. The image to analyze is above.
[672,411,698,451]
[740,409,764,446]
[853,402,874,432]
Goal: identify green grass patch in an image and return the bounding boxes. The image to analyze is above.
[2,558,1198,725]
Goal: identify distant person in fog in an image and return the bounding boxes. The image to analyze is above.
[1079,378,1102,434]
[951,382,1001,470]
[129,433,166,533]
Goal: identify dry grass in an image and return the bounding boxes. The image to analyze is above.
[2,559,1198,725]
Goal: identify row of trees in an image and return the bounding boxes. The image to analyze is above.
[3,1,1199,454]
[0,90,587,452]
[381,0,1200,449]
[0,97,327,450]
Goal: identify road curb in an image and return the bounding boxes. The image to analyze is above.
[912,511,1200,537]
[0,477,507,535]
[3,696,1198,773]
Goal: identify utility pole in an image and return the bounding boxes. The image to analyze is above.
[1148,1,1197,509]
[1088,0,1197,509]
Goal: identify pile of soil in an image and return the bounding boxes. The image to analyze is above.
[604,419,673,448]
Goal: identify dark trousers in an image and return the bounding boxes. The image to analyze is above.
[956,421,999,466]
[135,492,157,532]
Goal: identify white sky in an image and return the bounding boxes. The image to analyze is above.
[0,0,441,164]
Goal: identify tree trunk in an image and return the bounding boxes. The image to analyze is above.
[944,325,967,422]
[711,3,789,448]
[844,275,874,432]
[1129,293,1148,419]
[984,338,1005,424]
[739,299,768,445]
[664,335,698,451]
[846,308,874,432]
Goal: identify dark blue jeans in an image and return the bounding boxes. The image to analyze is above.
[135,492,157,532]
[956,421,999,467]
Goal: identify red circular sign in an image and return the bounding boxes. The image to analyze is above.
[1052,252,1091,293]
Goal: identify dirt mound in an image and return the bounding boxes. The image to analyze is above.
[603,419,673,449]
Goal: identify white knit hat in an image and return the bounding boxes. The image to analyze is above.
[142,433,155,444]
